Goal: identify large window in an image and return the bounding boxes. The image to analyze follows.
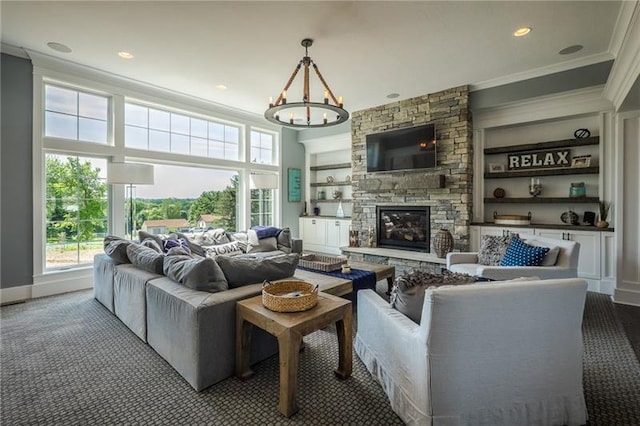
[251,130,276,164]
[125,103,240,160]
[45,154,108,269]
[250,189,274,227]
[45,85,108,143]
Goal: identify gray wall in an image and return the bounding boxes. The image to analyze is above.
[280,127,305,237]
[296,120,351,141]
[1,53,34,288]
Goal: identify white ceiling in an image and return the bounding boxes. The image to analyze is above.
[1,1,623,119]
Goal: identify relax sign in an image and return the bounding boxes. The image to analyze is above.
[507,148,571,170]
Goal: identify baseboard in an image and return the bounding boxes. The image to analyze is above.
[0,285,32,305]
[613,287,640,307]
[32,274,93,299]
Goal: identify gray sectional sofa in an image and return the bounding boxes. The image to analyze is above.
[93,227,301,391]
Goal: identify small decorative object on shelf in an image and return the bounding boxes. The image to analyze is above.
[368,225,375,248]
[332,190,342,199]
[574,128,591,139]
[349,227,359,247]
[336,201,345,218]
[433,228,454,258]
[493,187,506,198]
[571,155,591,167]
[561,210,579,225]
[489,163,505,173]
[326,175,334,183]
[529,178,542,197]
[597,201,610,228]
[569,182,586,198]
[313,206,320,216]
[584,211,596,226]
[345,175,351,182]
[318,190,326,200]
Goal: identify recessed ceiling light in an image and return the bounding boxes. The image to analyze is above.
[559,45,583,55]
[215,84,227,90]
[47,42,72,53]
[118,51,134,59]
[386,93,400,99]
[513,27,532,37]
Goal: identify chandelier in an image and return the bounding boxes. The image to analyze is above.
[264,39,349,129]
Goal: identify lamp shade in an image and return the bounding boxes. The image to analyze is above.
[107,162,155,185]
[250,173,278,190]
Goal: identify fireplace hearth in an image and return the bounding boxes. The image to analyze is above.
[376,206,430,252]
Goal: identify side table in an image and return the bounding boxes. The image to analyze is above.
[236,292,352,417]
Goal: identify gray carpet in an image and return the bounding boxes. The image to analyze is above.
[1,289,639,425]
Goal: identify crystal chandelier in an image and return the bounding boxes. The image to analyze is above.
[264,39,349,129]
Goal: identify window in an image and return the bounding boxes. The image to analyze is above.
[133,164,239,233]
[45,85,108,143]
[250,189,274,227]
[125,103,240,160]
[45,154,108,269]
[251,130,276,164]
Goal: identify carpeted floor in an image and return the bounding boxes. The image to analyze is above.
[1,287,639,425]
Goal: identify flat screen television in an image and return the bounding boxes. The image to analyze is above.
[366,123,436,173]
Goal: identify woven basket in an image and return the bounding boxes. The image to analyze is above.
[299,254,347,272]
[262,280,319,313]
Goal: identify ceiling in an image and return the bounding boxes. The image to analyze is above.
[0,1,624,120]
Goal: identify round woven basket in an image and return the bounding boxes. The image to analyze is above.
[262,280,319,313]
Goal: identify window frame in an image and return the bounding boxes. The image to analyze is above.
[32,55,281,285]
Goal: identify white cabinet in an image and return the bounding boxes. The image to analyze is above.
[299,217,351,255]
[479,226,532,238]
[533,229,601,280]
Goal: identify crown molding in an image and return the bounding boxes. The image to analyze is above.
[608,0,639,57]
[603,1,640,110]
[299,133,351,154]
[1,42,29,59]
[473,86,613,129]
[471,52,614,91]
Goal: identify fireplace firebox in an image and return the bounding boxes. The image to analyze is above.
[376,206,430,252]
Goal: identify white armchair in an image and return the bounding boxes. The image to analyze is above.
[446,234,580,281]
[355,278,588,426]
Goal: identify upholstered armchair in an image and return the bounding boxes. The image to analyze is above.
[446,234,580,281]
[355,278,589,425]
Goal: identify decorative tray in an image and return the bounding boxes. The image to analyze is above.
[299,254,348,272]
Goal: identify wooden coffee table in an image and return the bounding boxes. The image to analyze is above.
[293,261,395,296]
[236,293,352,417]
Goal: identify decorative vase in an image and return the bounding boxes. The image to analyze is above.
[336,201,345,218]
[596,220,609,228]
[433,228,454,258]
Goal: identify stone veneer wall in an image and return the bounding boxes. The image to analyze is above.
[350,85,473,252]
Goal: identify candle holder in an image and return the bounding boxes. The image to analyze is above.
[529,183,542,197]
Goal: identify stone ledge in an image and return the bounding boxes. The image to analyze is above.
[340,246,447,265]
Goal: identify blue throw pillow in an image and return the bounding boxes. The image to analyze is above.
[500,235,550,267]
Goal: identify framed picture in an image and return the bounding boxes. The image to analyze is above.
[571,155,591,168]
[287,168,301,202]
[488,163,505,173]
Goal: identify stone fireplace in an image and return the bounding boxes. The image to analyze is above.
[377,206,430,252]
[350,85,473,254]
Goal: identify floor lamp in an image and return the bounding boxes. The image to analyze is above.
[250,173,278,226]
[107,162,155,239]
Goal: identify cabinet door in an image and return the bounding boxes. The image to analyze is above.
[302,218,326,246]
[326,220,349,248]
[534,229,601,279]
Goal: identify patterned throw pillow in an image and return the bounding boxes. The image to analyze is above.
[500,236,550,267]
[203,241,242,258]
[164,238,191,254]
[390,270,476,324]
[477,234,513,265]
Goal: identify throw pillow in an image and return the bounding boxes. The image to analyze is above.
[477,234,513,265]
[126,243,164,275]
[140,238,163,253]
[228,232,249,252]
[193,228,230,246]
[138,231,166,249]
[163,253,228,293]
[203,241,242,258]
[500,236,550,267]
[247,236,278,253]
[216,253,300,288]
[390,270,476,324]
[164,238,191,255]
[171,232,206,258]
[103,236,131,264]
[276,227,292,253]
[524,239,560,266]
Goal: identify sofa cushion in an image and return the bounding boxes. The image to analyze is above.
[203,241,242,258]
[247,236,278,253]
[500,236,550,267]
[477,234,513,265]
[163,254,228,293]
[103,236,132,264]
[140,238,163,253]
[276,227,292,253]
[390,271,476,324]
[126,243,165,274]
[524,239,560,266]
[216,253,300,288]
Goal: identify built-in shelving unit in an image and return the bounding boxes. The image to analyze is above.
[485,166,599,179]
[483,136,599,155]
[309,163,351,171]
[484,197,600,204]
[310,199,353,203]
[310,181,351,187]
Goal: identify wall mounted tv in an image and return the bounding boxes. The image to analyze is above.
[366,123,436,173]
